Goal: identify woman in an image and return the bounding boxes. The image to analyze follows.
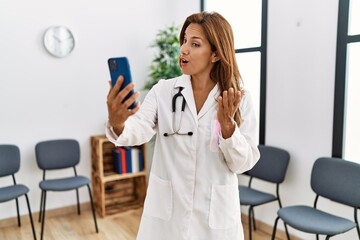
[106,11,260,240]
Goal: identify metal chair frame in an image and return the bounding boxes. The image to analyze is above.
[271,157,360,240]
[35,139,99,240]
[239,145,290,240]
[0,144,37,240]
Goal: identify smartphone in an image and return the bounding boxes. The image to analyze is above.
[108,57,136,109]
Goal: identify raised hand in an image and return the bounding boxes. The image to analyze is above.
[107,75,140,135]
[217,88,243,139]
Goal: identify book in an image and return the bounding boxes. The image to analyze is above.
[113,148,121,173]
[139,150,144,171]
[113,147,127,174]
[113,147,144,174]
[124,147,132,173]
[131,148,139,173]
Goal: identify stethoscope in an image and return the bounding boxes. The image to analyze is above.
[163,87,193,137]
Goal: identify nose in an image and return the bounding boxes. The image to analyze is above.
[180,45,189,55]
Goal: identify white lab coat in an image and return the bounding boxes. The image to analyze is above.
[106,74,260,240]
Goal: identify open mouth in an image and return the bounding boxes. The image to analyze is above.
[180,58,189,64]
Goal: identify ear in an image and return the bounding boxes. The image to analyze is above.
[211,53,220,63]
[212,57,220,63]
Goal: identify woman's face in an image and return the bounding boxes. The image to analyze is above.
[179,23,216,78]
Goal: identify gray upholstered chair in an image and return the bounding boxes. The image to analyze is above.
[239,145,290,240]
[271,157,360,240]
[35,139,98,240]
[0,144,37,239]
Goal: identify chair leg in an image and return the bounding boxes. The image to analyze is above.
[15,198,21,227]
[87,184,99,233]
[76,189,80,215]
[271,216,280,240]
[284,222,290,240]
[25,194,37,240]
[251,208,257,230]
[40,191,47,240]
[38,191,43,222]
[248,206,252,240]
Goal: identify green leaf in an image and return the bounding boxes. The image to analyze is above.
[144,24,181,90]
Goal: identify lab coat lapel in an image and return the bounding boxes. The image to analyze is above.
[197,84,219,119]
[174,75,198,122]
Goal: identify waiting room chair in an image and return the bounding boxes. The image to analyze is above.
[239,144,290,240]
[35,139,98,240]
[0,144,37,240]
[271,157,360,240]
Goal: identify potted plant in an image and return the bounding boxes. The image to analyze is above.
[144,24,182,90]
[142,25,182,167]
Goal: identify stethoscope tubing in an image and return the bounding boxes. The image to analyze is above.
[163,87,193,137]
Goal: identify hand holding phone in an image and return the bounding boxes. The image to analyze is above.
[108,57,137,109]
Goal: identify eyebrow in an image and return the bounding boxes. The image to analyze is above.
[185,35,203,41]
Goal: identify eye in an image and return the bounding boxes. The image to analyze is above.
[192,42,200,47]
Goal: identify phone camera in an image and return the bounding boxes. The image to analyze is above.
[109,59,118,72]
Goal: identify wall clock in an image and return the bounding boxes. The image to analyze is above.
[43,26,75,58]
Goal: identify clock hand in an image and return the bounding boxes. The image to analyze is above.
[59,36,73,42]
[53,35,61,42]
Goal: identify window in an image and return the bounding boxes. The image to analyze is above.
[201,0,267,144]
[333,0,360,162]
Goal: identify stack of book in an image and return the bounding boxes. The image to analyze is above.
[113,147,144,174]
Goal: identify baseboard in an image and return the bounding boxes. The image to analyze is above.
[241,213,301,240]
[0,202,91,228]
[0,204,300,240]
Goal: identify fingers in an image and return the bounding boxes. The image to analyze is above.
[222,88,240,110]
[127,100,141,114]
[217,95,223,116]
[222,88,234,112]
[122,90,140,109]
[217,88,243,138]
[106,75,140,130]
[218,88,243,116]
[117,82,136,104]
[234,90,242,108]
[107,75,124,99]
[107,75,137,107]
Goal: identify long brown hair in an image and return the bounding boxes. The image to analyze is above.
[179,11,242,126]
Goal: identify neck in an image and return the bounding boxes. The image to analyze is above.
[191,74,216,91]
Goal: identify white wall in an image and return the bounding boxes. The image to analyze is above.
[238,0,359,239]
[1,1,356,239]
[0,0,198,219]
